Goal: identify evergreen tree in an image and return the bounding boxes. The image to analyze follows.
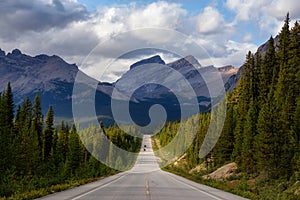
[253,53,261,101]
[27,121,40,174]
[259,36,276,105]
[0,92,9,173]
[257,89,279,179]
[0,83,15,171]
[32,94,43,157]
[291,96,300,179]
[0,84,140,198]
[14,97,34,175]
[278,13,290,67]
[21,97,33,124]
[214,93,235,166]
[241,100,258,174]
[44,106,54,160]
[2,82,14,129]
[51,129,61,167]
[58,120,69,162]
[53,127,65,169]
[232,52,253,164]
[66,125,81,175]
[273,13,294,178]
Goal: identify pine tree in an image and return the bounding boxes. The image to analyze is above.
[0,92,9,173]
[291,96,300,180]
[273,13,294,178]
[14,97,34,175]
[58,120,69,162]
[51,129,61,167]
[27,120,40,174]
[214,93,235,166]
[53,126,65,168]
[2,82,14,129]
[21,97,33,122]
[259,36,276,105]
[241,100,258,174]
[278,13,290,68]
[44,106,54,160]
[32,94,43,157]
[0,83,15,171]
[253,53,261,101]
[287,21,300,113]
[257,88,279,179]
[232,52,253,164]
[66,125,81,175]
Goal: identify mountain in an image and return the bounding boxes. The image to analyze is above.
[129,55,165,70]
[109,55,238,126]
[0,49,238,125]
[256,35,279,57]
[0,49,112,122]
[0,49,76,117]
[234,35,280,83]
[115,55,237,100]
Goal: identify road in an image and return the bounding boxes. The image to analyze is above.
[38,135,248,200]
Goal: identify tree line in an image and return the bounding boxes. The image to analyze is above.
[155,14,299,182]
[0,85,141,198]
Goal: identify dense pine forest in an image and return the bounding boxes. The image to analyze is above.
[0,85,141,199]
[0,13,299,200]
[154,15,300,199]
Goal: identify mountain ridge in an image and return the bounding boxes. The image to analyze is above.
[0,48,238,125]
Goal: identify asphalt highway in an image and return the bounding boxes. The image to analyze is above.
[38,135,248,200]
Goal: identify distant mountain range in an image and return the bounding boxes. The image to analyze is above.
[0,48,239,125]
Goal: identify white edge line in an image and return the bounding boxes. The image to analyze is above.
[166,173,224,200]
[71,173,128,200]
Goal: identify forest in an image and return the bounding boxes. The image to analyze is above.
[0,13,299,200]
[154,14,300,199]
[0,85,141,199]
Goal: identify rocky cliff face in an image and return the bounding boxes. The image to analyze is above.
[0,49,238,124]
[0,49,79,118]
[0,49,78,97]
[235,35,279,83]
[115,55,238,100]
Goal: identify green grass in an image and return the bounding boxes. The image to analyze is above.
[0,172,118,200]
[162,165,300,200]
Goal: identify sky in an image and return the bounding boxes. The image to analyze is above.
[0,0,299,82]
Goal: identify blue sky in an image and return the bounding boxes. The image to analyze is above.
[0,0,299,82]
[76,0,289,45]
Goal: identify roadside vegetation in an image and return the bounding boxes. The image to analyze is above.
[153,14,300,200]
[0,84,141,199]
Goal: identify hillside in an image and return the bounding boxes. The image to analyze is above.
[0,50,238,125]
[154,15,300,200]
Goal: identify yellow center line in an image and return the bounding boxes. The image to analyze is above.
[145,173,150,197]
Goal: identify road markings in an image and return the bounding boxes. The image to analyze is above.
[145,173,150,198]
[71,172,129,200]
[165,173,224,200]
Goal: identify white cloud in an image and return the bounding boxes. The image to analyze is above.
[225,0,300,35]
[265,0,300,20]
[128,1,186,29]
[243,33,253,42]
[0,0,87,39]
[196,6,225,34]
[261,0,300,35]
[79,51,180,82]
[200,40,257,67]
[226,0,269,22]
[0,1,187,65]
[3,0,290,82]
[91,7,127,39]
[221,40,257,67]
